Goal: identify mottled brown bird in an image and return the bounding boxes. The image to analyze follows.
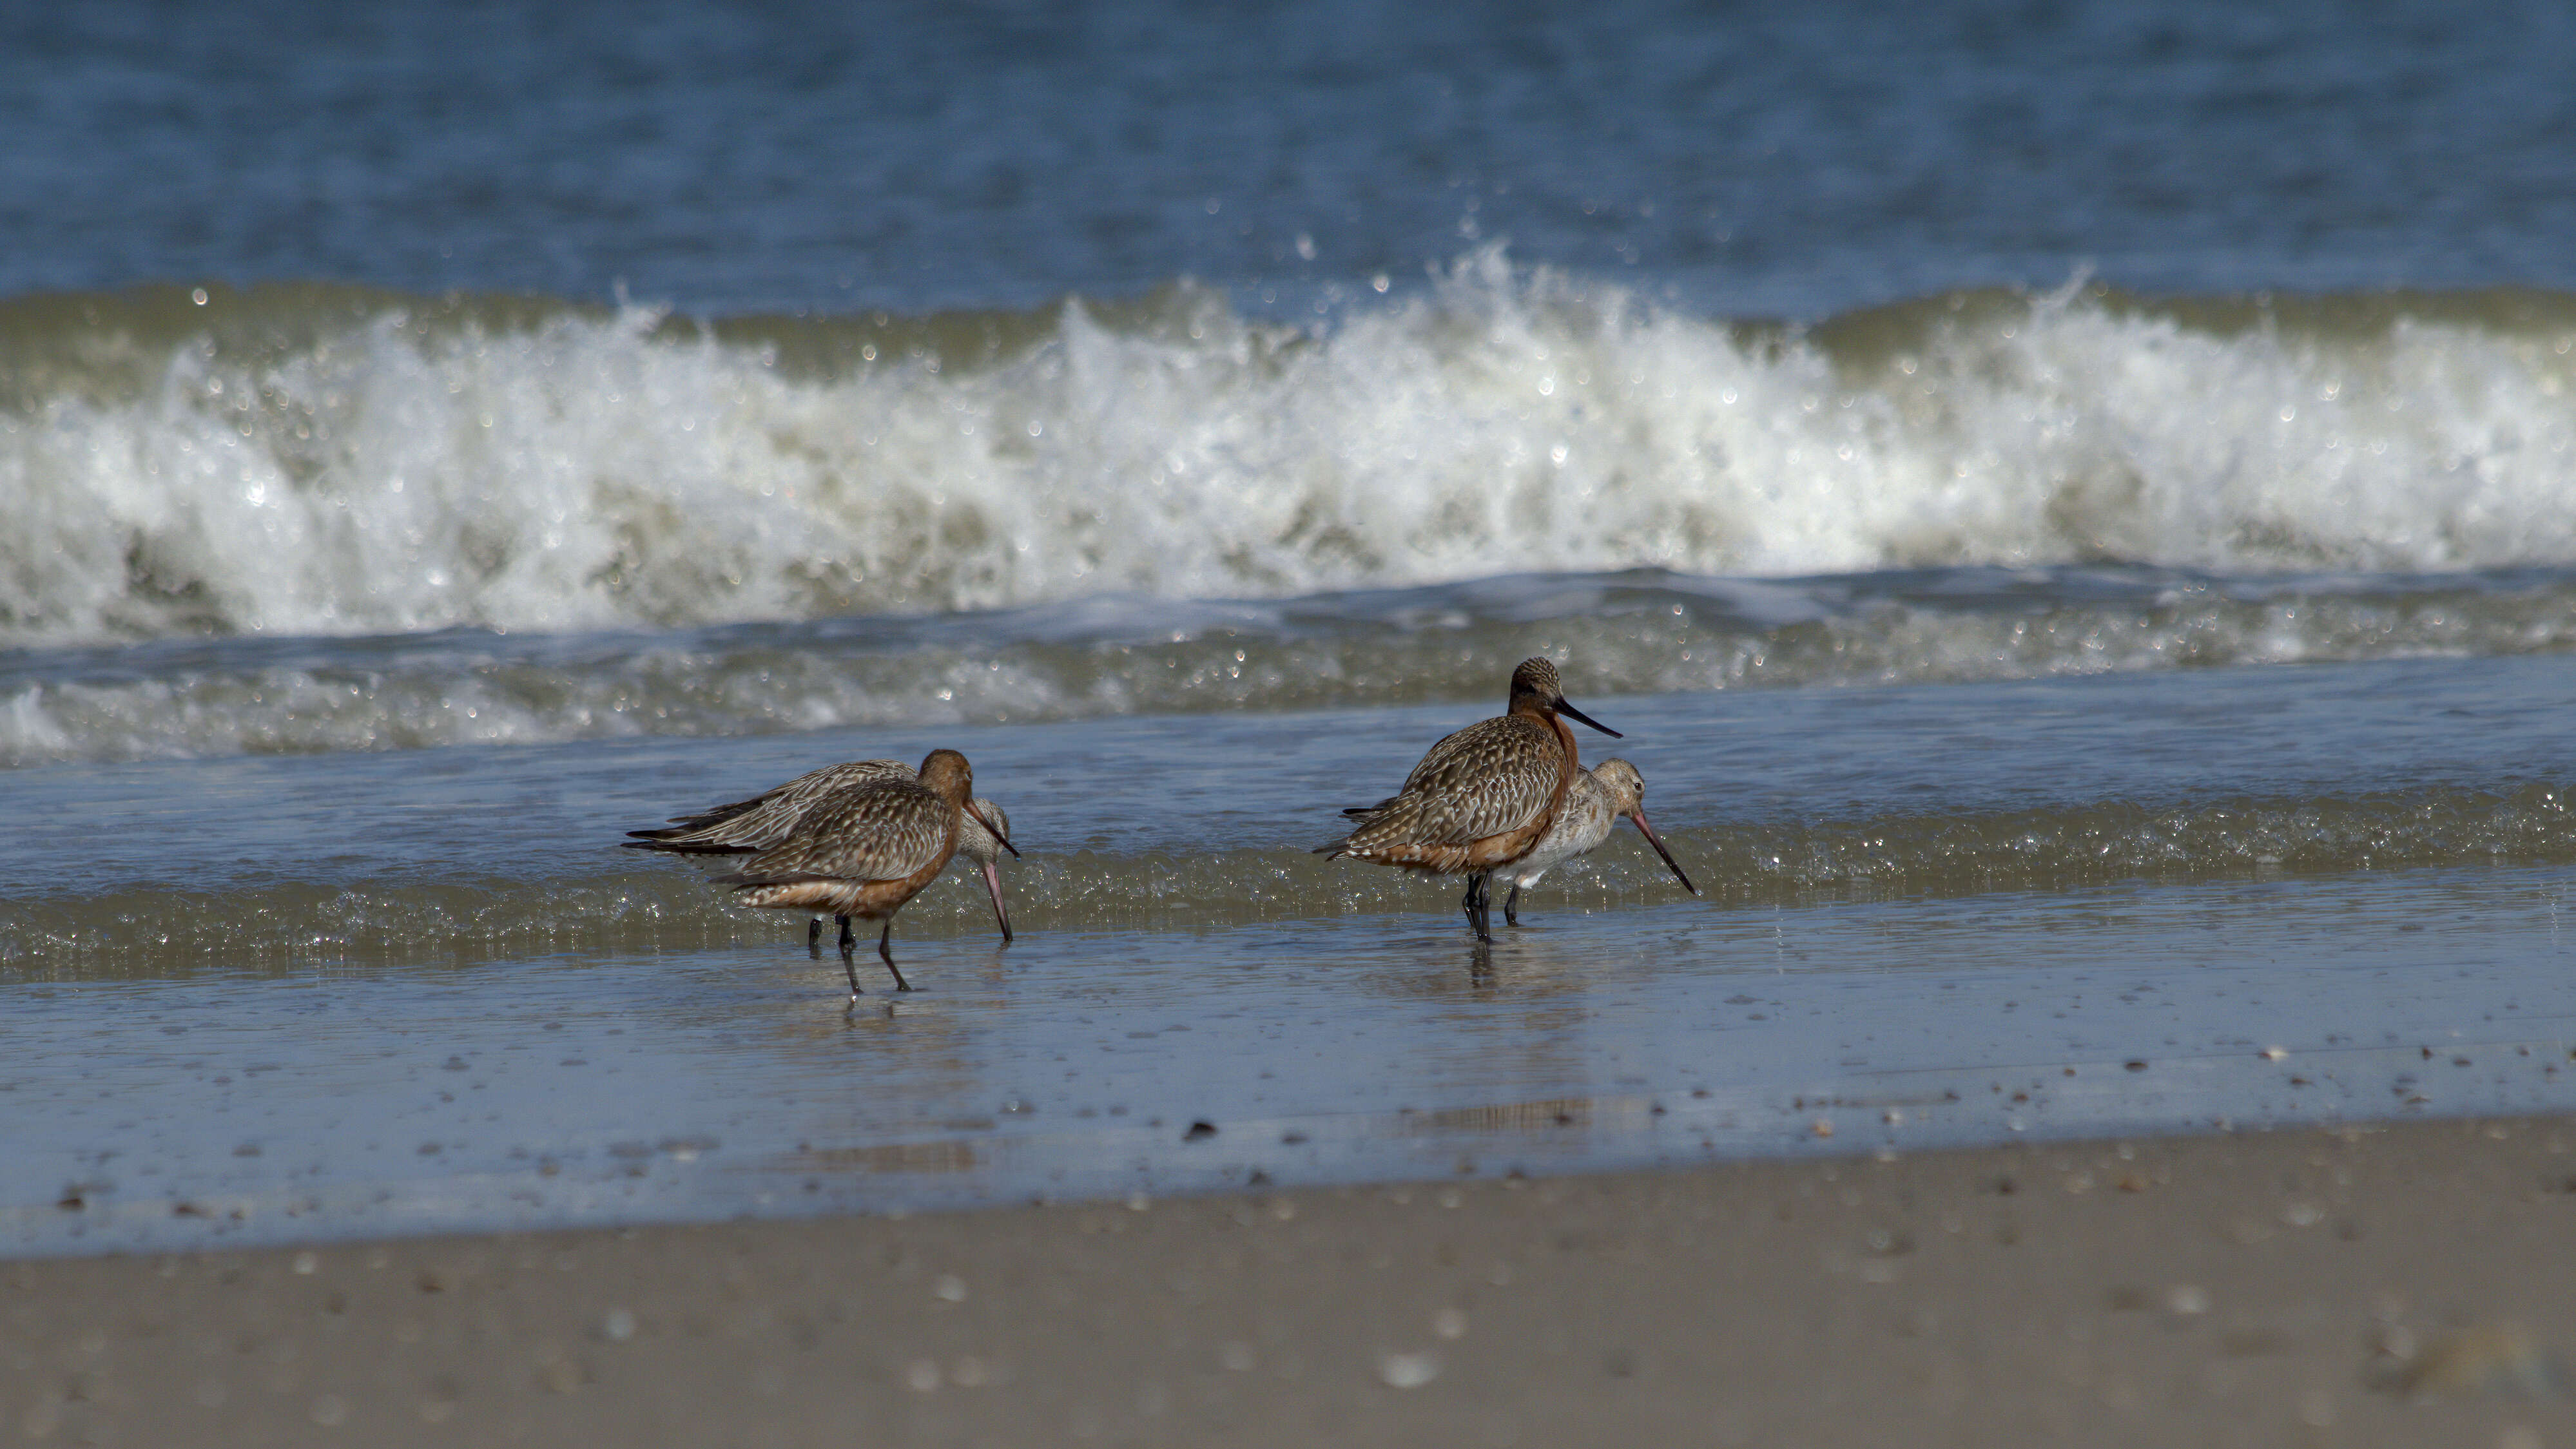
[624,758,1018,943]
[639,749,1014,999]
[1317,657,1622,941]
[1493,758,1698,926]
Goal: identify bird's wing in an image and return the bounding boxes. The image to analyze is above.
[637,759,912,848]
[717,780,954,885]
[1346,715,1564,848]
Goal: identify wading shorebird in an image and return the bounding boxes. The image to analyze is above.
[1316,657,1622,941]
[628,749,1015,999]
[1490,758,1699,926]
[624,758,1018,942]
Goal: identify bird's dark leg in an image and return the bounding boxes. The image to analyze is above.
[837,916,856,954]
[840,939,864,1001]
[1460,872,1494,943]
[878,921,912,992]
[808,917,824,955]
[1503,884,1522,928]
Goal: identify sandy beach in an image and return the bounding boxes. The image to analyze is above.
[9,1115,2575,1447]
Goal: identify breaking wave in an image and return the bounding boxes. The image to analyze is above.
[7,251,2576,648]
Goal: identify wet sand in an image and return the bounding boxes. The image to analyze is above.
[8,1117,2576,1447]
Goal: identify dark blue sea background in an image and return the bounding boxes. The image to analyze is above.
[10,0,2576,315]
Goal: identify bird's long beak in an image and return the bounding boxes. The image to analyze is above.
[966,801,1020,858]
[980,859,1013,941]
[1627,807,1698,894]
[1554,699,1622,738]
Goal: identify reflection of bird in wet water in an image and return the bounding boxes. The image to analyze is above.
[1317,657,1622,941]
[625,749,1016,999]
[1492,758,1698,925]
[624,758,1017,942]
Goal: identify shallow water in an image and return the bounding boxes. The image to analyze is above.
[12,868,2575,1258]
[14,655,2576,965]
[10,657,2576,1254]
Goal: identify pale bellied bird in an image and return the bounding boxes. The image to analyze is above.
[1491,758,1698,925]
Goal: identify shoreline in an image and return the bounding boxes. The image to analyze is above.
[9,1117,2576,1445]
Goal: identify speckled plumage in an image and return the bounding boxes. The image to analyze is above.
[624,757,1014,946]
[624,759,913,853]
[1321,658,1600,878]
[1320,658,1629,941]
[1333,711,1573,872]
[627,749,1014,998]
[625,758,1012,876]
[717,774,963,906]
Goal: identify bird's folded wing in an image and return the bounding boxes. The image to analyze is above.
[718,780,953,885]
[640,759,913,847]
[1351,716,1563,847]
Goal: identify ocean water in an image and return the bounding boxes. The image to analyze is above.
[8,0,2576,1254]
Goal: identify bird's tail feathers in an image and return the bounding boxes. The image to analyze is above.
[621,833,759,854]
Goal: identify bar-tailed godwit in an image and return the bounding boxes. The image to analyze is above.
[1493,758,1698,925]
[629,749,1015,999]
[1317,657,1620,941]
[625,758,1016,943]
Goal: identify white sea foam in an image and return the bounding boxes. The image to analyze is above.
[6,251,2576,647]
